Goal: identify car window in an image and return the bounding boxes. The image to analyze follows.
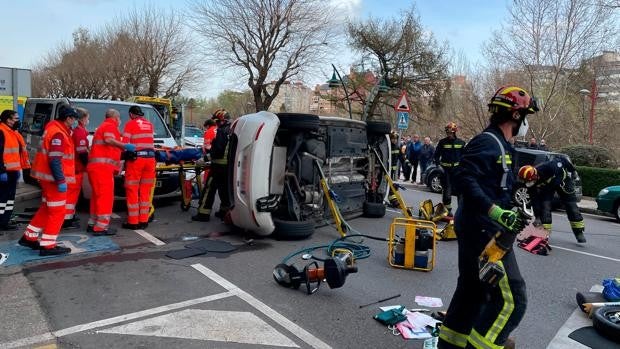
[23,102,54,136]
[185,127,203,137]
[73,102,170,139]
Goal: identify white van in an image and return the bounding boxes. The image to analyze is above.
[21,98,180,200]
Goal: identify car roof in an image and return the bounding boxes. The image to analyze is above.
[70,98,154,108]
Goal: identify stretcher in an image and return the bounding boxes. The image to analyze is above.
[152,148,209,213]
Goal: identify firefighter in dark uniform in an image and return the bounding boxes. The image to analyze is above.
[192,109,232,222]
[518,158,586,244]
[434,122,465,215]
[438,86,538,349]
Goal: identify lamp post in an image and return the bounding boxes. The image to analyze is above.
[579,89,590,143]
[579,83,597,145]
[326,64,353,119]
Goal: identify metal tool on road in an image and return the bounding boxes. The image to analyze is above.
[371,147,412,218]
[359,294,401,308]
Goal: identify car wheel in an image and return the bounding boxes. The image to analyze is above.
[366,121,391,135]
[272,218,315,240]
[429,173,442,193]
[614,201,620,223]
[363,201,386,218]
[593,305,620,342]
[513,186,531,206]
[276,113,320,131]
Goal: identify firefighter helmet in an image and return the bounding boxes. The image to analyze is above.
[445,122,458,133]
[489,86,539,115]
[518,165,539,182]
[211,109,230,121]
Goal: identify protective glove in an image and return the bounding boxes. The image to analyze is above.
[124,143,136,152]
[489,205,525,234]
[57,182,67,193]
[0,172,7,182]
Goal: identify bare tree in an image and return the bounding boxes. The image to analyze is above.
[190,0,339,111]
[347,5,449,120]
[484,0,618,142]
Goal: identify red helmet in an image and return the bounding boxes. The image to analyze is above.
[518,165,538,182]
[212,108,230,121]
[445,122,458,133]
[489,86,539,114]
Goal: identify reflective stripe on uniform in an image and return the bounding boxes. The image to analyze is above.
[130,133,153,139]
[132,143,154,149]
[570,221,585,229]
[27,224,43,233]
[483,261,515,343]
[468,329,503,349]
[125,180,140,185]
[140,178,155,184]
[496,155,512,165]
[103,132,116,138]
[441,162,459,167]
[89,157,120,167]
[543,223,552,230]
[46,200,66,207]
[438,325,468,348]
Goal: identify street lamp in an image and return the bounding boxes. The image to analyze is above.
[326,64,353,119]
[579,88,594,144]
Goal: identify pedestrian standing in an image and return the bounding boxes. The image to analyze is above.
[528,137,538,149]
[19,106,78,255]
[398,144,411,181]
[0,110,30,231]
[192,109,232,222]
[122,106,156,230]
[87,109,135,235]
[406,134,422,183]
[438,86,538,349]
[63,107,90,229]
[433,122,465,215]
[538,139,548,151]
[419,136,435,175]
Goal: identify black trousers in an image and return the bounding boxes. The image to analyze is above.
[536,181,583,233]
[0,171,19,227]
[197,163,231,215]
[441,168,455,208]
[409,157,420,182]
[438,218,527,348]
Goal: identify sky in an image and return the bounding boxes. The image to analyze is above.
[1,0,509,98]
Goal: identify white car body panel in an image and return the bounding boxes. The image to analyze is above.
[229,111,280,236]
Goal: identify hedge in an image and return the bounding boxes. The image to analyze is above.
[576,166,620,197]
[559,144,617,168]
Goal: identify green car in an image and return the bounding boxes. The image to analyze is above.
[596,185,620,222]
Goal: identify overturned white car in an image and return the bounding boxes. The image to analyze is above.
[228,112,392,238]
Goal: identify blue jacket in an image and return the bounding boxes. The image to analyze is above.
[453,125,516,234]
[406,140,422,161]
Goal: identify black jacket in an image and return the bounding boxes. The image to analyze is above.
[434,136,465,167]
[419,144,435,163]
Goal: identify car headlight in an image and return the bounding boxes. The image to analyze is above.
[598,188,609,196]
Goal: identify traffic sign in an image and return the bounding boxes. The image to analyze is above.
[394,91,411,112]
[397,111,409,130]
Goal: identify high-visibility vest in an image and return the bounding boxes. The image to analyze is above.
[203,125,217,150]
[0,123,22,171]
[31,120,75,183]
[122,117,154,151]
[15,131,31,169]
[89,118,121,168]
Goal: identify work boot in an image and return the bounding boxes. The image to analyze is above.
[122,222,140,230]
[93,227,117,236]
[62,219,80,230]
[192,213,210,222]
[18,237,40,250]
[503,337,516,349]
[87,225,94,233]
[573,229,586,243]
[214,210,227,219]
[148,213,155,223]
[39,245,71,256]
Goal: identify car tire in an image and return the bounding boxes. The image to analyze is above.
[272,218,315,240]
[614,201,620,223]
[513,185,531,206]
[429,172,443,193]
[593,305,620,342]
[277,113,320,131]
[363,201,386,218]
[366,121,391,135]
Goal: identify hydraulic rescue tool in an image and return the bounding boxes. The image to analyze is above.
[273,250,358,294]
[479,201,534,286]
[302,152,349,237]
[370,147,412,218]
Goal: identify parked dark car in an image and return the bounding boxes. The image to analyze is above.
[421,147,582,206]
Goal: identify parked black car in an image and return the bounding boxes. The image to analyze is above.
[421,147,582,206]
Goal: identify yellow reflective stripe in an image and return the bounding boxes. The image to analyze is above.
[492,101,513,109]
[496,155,512,165]
[443,144,453,148]
[438,325,468,348]
[454,144,463,148]
[468,329,503,349]
[543,223,552,230]
[485,261,515,342]
[570,221,585,229]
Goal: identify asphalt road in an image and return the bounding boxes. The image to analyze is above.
[1,184,618,349]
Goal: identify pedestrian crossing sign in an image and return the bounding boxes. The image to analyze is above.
[397,111,409,129]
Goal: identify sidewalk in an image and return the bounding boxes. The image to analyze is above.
[14,182,41,202]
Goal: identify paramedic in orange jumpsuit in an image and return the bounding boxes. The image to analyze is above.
[87,109,135,235]
[63,107,90,229]
[19,106,78,256]
[122,106,156,230]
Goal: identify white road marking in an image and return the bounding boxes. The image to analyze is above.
[134,229,165,246]
[111,213,121,219]
[0,292,235,349]
[546,308,591,349]
[550,245,620,262]
[99,309,299,347]
[191,263,332,349]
